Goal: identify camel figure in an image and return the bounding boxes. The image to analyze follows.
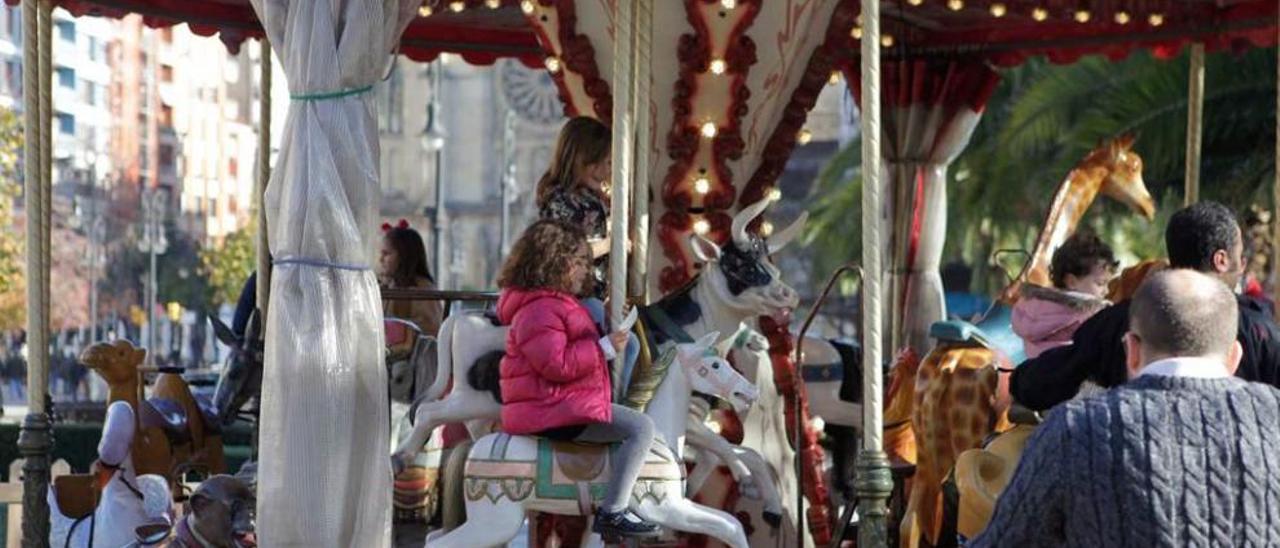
[81,340,227,496]
[892,135,1154,547]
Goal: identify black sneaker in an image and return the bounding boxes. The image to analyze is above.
[593,508,661,538]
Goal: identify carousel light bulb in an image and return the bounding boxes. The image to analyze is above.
[520,0,535,14]
[880,34,895,47]
[851,26,863,39]
[946,0,964,11]
[908,0,924,6]
[700,121,718,139]
[989,2,1007,17]
[768,188,783,202]
[418,5,434,17]
[486,0,501,8]
[1032,7,1048,21]
[721,0,737,9]
[449,1,465,12]
[706,419,723,434]
[1114,11,1131,24]
[710,58,728,75]
[694,176,711,195]
[797,128,813,145]
[828,71,841,85]
[1073,9,1091,23]
[1148,12,1164,26]
[544,56,562,73]
[693,219,711,235]
[761,221,775,237]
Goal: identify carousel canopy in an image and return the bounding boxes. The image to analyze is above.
[2,0,545,66]
[7,0,1274,70]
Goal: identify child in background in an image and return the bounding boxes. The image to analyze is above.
[1012,231,1117,359]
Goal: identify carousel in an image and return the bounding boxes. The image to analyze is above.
[9,0,1280,547]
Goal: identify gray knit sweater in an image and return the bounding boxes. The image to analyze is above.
[970,375,1280,547]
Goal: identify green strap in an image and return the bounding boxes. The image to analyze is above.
[290,84,374,101]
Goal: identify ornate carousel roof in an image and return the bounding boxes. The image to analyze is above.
[8,0,1275,68]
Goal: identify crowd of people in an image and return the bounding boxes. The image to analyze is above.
[968,200,1280,546]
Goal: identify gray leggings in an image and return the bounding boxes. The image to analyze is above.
[571,404,657,512]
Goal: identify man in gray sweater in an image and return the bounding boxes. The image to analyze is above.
[971,269,1280,547]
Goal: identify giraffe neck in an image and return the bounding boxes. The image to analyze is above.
[1009,163,1107,297]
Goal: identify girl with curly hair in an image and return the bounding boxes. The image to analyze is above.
[495,220,660,538]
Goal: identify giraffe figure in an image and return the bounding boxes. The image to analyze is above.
[894,135,1154,547]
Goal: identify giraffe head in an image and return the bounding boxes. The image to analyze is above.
[1092,134,1155,220]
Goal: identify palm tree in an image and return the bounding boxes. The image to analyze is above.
[806,47,1278,296]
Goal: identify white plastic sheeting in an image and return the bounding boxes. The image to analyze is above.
[249,1,417,546]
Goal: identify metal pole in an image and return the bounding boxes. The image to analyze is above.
[1274,19,1280,319]
[257,40,271,322]
[857,0,893,542]
[19,0,53,541]
[629,0,653,303]
[609,0,637,387]
[500,109,515,257]
[1185,43,1205,206]
[430,60,448,289]
[89,218,102,342]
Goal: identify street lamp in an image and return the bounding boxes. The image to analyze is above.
[422,59,449,288]
[137,188,169,365]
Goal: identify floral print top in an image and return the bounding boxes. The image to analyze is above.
[541,186,609,298]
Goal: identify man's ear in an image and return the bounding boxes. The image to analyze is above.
[1224,340,1243,376]
[1123,331,1143,378]
[1212,249,1231,275]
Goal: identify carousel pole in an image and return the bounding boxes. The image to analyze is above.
[18,0,53,543]
[1273,23,1279,318]
[856,0,893,544]
[629,0,652,303]
[256,41,272,323]
[608,0,637,387]
[1185,43,1205,205]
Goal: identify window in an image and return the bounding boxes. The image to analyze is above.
[56,113,74,135]
[55,67,73,89]
[81,81,97,105]
[87,36,101,62]
[6,8,19,42]
[55,20,73,42]
[160,65,173,83]
[377,64,403,135]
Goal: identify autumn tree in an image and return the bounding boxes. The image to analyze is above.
[0,108,25,330]
[200,222,255,307]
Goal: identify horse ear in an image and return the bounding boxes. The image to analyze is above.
[689,234,722,263]
[209,315,238,346]
[1116,133,1136,151]
[693,331,721,351]
[245,310,263,344]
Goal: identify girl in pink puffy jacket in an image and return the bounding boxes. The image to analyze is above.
[1012,231,1117,359]
[496,220,660,538]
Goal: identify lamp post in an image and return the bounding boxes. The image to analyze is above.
[422,59,448,288]
[499,109,517,258]
[137,188,168,364]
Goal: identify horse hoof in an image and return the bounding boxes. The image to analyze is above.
[764,510,783,530]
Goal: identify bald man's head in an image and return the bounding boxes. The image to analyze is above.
[1127,269,1239,368]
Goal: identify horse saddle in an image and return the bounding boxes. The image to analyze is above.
[552,442,610,482]
[53,473,99,519]
[929,303,1027,366]
[140,394,222,442]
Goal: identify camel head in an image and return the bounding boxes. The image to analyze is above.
[81,339,146,387]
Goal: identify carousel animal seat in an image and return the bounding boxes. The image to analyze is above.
[928,303,1027,366]
[142,398,192,441]
[553,442,610,482]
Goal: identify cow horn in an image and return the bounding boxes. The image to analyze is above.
[731,199,770,248]
[768,211,808,255]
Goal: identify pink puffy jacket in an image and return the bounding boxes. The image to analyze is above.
[497,288,612,435]
[1011,284,1108,359]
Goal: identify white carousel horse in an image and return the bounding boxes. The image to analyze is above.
[425,331,758,548]
[391,198,804,483]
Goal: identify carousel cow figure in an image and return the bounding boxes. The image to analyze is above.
[891,134,1155,546]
